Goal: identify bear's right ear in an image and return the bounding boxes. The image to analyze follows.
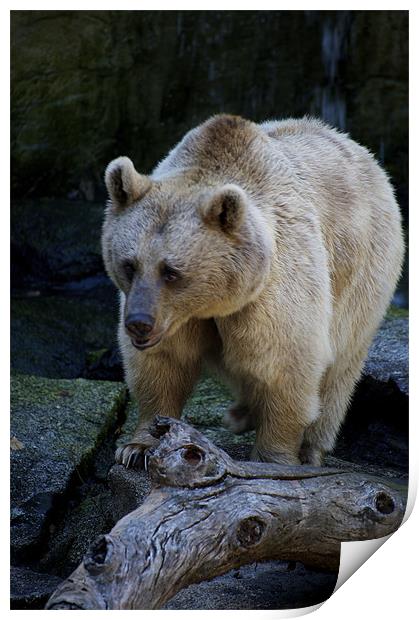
[201,184,247,234]
[104,156,151,211]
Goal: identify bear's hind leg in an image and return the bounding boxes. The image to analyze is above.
[223,403,256,434]
[251,382,321,466]
[299,346,368,465]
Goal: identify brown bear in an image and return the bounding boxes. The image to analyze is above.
[102,115,404,467]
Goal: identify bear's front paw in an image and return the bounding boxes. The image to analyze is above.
[115,443,146,469]
[223,404,255,434]
[115,432,159,469]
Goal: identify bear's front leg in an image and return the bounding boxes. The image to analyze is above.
[116,333,202,468]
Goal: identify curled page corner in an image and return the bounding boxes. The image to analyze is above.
[403,478,417,524]
[333,476,414,594]
[334,535,391,592]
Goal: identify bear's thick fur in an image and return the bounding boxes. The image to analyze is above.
[102,115,404,466]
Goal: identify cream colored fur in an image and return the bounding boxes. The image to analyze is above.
[102,115,404,466]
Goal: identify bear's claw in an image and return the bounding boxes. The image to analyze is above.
[115,430,159,469]
[115,443,146,469]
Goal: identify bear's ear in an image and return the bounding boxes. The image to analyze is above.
[104,156,151,211]
[201,184,247,234]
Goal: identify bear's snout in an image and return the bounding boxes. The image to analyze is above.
[125,312,155,342]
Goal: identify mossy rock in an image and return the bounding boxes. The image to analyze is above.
[10,567,63,610]
[363,316,408,395]
[40,488,116,577]
[386,304,409,319]
[10,373,126,559]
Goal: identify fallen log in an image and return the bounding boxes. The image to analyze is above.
[46,416,407,610]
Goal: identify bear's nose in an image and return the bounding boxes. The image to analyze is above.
[125,313,155,339]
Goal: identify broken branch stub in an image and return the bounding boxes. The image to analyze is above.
[46,416,407,610]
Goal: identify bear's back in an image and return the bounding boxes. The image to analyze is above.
[259,116,399,226]
[259,116,376,180]
[152,115,399,238]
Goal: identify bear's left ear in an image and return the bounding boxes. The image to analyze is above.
[201,184,247,234]
[104,156,151,211]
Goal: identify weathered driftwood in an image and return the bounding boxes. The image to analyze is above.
[46,416,406,610]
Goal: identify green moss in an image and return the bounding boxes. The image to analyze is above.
[85,348,108,366]
[11,374,128,554]
[386,305,409,319]
[11,374,127,472]
[116,398,139,448]
[183,376,233,427]
[117,375,233,447]
[41,489,115,574]
[11,372,125,414]
[205,426,255,447]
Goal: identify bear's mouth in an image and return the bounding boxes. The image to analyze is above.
[131,334,163,351]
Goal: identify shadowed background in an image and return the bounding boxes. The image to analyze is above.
[11,10,409,302]
[10,10,409,610]
[12,11,408,205]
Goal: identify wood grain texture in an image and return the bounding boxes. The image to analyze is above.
[46,417,406,610]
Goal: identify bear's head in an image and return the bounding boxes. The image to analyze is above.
[102,156,273,351]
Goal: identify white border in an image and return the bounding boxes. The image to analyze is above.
[5,4,416,619]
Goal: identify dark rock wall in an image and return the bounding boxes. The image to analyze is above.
[11,10,408,216]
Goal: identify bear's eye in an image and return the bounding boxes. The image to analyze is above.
[161,263,181,283]
[122,260,136,282]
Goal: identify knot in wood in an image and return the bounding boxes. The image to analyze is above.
[181,445,205,466]
[375,491,395,515]
[83,535,112,574]
[149,418,171,439]
[236,517,266,548]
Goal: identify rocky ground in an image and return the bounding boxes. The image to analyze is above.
[10,200,408,609]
